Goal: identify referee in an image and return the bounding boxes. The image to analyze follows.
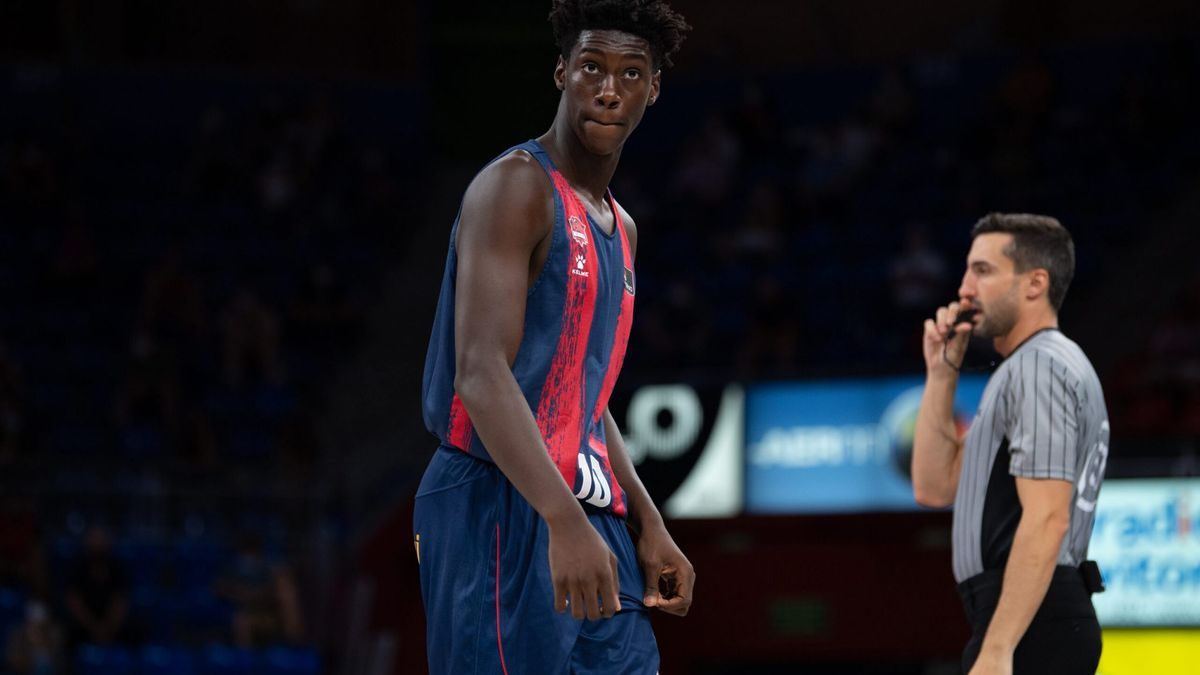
[912,213,1109,675]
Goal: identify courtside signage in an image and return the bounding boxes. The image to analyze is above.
[744,376,988,514]
[1091,478,1200,627]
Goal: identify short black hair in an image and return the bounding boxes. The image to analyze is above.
[549,0,690,70]
[971,212,1076,312]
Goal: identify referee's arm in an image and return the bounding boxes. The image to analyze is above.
[912,302,971,507]
[972,478,1072,673]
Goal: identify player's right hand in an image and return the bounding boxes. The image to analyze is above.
[547,516,621,621]
[923,299,973,375]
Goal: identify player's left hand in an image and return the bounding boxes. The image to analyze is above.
[636,525,694,617]
[967,650,1012,675]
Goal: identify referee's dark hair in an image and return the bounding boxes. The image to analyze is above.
[971,212,1076,312]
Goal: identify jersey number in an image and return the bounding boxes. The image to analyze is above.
[1075,420,1110,513]
[574,453,612,508]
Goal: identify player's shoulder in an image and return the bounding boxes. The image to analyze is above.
[465,148,553,206]
[459,148,555,241]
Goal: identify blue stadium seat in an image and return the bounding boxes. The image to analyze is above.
[0,587,26,639]
[181,587,233,632]
[201,644,258,675]
[119,424,166,456]
[141,644,198,675]
[175,539,228,589]
[76,644,136,675]
[131,585,173,644]
[263,646,321,675]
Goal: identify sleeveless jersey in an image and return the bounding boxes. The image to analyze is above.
[421,140,635,517]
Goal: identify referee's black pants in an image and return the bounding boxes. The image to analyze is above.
[957,565,1102,675]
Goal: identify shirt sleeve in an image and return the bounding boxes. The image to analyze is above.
[1005,349,1079,481]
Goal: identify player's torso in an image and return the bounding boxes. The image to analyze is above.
[422,140,636,516]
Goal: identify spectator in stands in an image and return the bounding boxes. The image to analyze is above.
[63,527,135,649]
[1,138,58,206]
[728,82,781,162]
[113,331,181,455]
[668,112,740,208]
[996,50,1055,138]
[0,496,47,598]
[288,262,360,355]
[869,66,915,134]
[1146,278,1200,433]
[737,277,801,378]
[356,145,402,228]
[1147,280,1200,373]
[0,340,31,466]
[48,217,101,300]
[889,222,949,317]
[733,180,786,260]
[220,286,284,388]
[190,104,243,201]
[259,149,298,215]
[138,248,207,346]
[4,599,64,675]
[214,533,303,648]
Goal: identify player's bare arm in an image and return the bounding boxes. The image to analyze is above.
[603,205,694,616]
[912,299,974,506]
[603,408,695,616]
[454,152,621,621]
[970,478,1073,675]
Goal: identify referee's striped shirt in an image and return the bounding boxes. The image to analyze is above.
[951,328,1110,583]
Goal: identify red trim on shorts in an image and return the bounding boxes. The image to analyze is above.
[495,522,510,675]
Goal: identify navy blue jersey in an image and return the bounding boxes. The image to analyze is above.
[421,140,636,516]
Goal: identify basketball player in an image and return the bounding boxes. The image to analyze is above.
[415,2,694,673]
[912,214,1109,674]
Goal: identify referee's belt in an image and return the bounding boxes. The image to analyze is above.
[956,561,1106,602]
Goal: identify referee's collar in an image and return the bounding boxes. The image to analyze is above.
[1001,326,1060,362]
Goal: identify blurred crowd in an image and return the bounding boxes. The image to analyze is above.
[620,39,1200,390]
[0,69,412,672]
[1112,272,1200,438]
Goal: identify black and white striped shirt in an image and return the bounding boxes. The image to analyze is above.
[951,328,1110,583]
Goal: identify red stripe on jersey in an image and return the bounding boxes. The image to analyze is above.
[535,171,599,486]
[446,393,473,452]
[591,194,635,426]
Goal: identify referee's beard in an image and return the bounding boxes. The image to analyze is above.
[971,285,1019,339]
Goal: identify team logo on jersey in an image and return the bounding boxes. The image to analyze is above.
[568,215,589,247]
[572,253,589,278]
[623,267,635,295]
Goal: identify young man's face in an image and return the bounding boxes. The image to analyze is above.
[958,232,1023,339]
[555,29,661,156]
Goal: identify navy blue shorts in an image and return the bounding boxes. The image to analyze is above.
[414,445,659,675]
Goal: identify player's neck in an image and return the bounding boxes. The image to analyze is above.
[993,307,1058,357]
[538,125,621,203]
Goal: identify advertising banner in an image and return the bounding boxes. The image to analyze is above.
[744,376,988,514]
[1091,478,1200,627]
